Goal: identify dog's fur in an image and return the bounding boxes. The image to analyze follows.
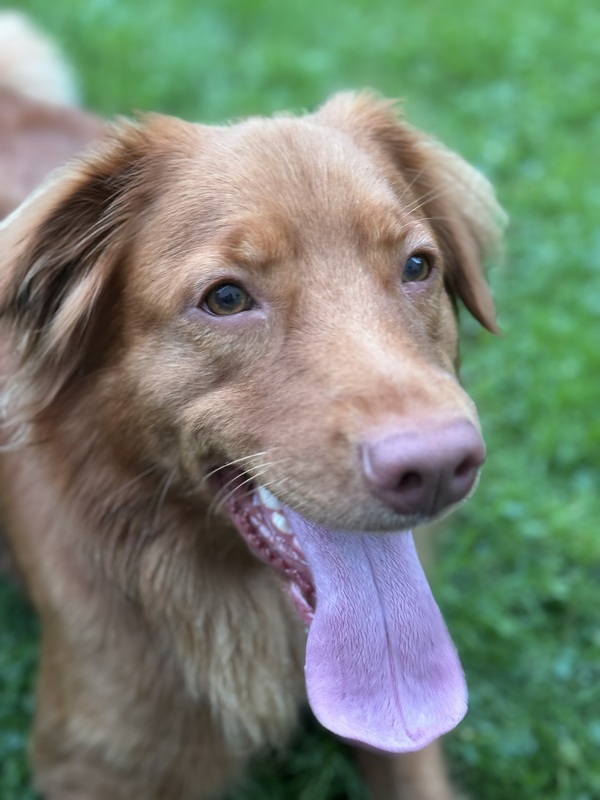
[0,16,504,800]
[0,12,104,219]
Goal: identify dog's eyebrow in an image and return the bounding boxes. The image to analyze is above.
[353,201,437,255]
[218,214,300,268]
[360,211,407,247]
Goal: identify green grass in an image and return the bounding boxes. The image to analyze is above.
[1,0,599,797]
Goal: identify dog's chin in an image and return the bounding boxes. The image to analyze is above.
[210,465,468,754]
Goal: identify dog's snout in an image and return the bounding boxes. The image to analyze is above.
[361,420,486,518]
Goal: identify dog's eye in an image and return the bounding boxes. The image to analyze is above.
[402,254,432,283]
[203,283,255,316]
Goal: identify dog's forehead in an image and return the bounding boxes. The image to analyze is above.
[130,115,435,313]
[137,117,423,282]
[214,117,405,225]
[149,117,415,257]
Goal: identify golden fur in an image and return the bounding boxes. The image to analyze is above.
[0,17,504,800]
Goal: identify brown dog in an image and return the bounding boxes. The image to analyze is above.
[0,18,504,800]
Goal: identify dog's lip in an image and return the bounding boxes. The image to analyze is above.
[211,466,316,624]
[208,461,426,533]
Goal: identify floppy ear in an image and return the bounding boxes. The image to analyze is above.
[316,92,506,333]
[411,136,505,333]
[0,115,183,425]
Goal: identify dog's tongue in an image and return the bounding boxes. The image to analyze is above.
[285,508,467,752]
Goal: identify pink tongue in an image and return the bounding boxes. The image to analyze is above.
[285,508,467,752]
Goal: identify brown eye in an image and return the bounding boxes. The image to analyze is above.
[203,283,255,316]
[402,254,432,283]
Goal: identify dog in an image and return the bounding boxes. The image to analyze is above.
[0,14,504,800]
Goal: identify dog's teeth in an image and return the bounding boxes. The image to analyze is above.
[257,485,281,511]
[272,512,291,534]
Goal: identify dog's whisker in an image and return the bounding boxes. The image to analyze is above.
[255,475,294,501]
[205,470,262,520]
[205,453,293,487]
[205,466,272,521]
[397,165,429,204]
[203,451,273,482]
[416,215,455,224]
[404,183,455,215]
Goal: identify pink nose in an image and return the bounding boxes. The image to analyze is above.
[361,420,486,518]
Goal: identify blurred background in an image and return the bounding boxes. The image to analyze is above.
[0,0,599,797]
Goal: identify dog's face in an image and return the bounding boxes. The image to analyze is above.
[118,110,481,532]
[0,92,504,752]
[0,93,501,530]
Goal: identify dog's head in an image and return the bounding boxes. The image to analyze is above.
[0,93,503,523]
[0,92,504,751]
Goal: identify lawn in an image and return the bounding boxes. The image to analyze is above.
[1,0,599,797]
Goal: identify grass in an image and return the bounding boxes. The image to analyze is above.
[1,0,599,797]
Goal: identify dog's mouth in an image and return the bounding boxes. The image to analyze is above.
[216,467,467,753]
[222,476,317,625]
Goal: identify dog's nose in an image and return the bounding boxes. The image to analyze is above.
[361,420,486,518]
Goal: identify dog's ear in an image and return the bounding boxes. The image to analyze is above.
[411,136,505,333]
[316,92,506,333]
[0,115,187,423]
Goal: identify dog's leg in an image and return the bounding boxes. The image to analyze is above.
[355,740,459,800]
